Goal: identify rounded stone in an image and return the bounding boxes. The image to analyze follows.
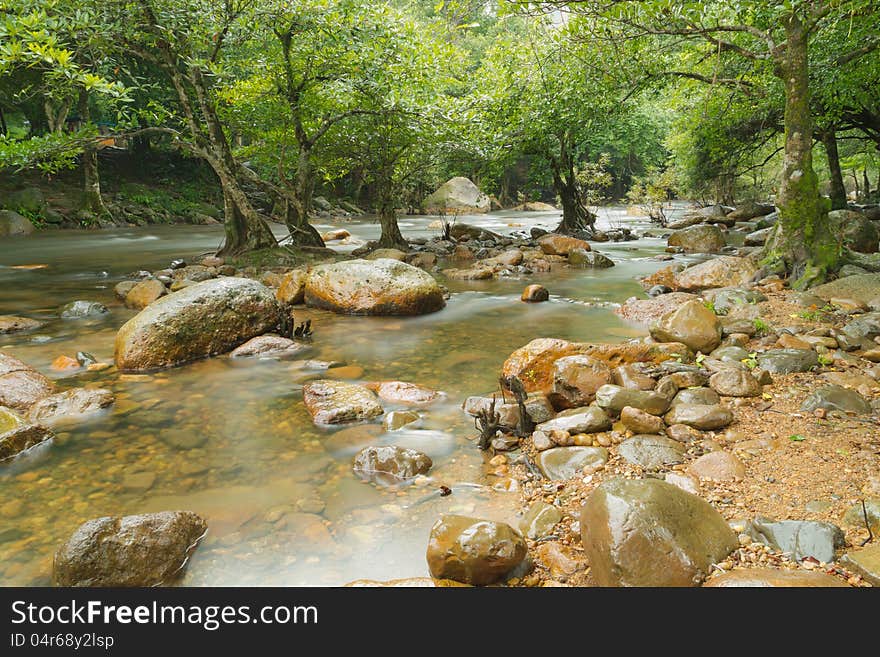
[426,515,526,586]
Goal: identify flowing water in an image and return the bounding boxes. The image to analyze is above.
[0,207,673,586]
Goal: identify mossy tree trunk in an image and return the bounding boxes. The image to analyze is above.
[820,130,848,210]
[77,89,110,220]
[376,174,407,250]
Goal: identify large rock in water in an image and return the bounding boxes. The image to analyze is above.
[28,388,115,425]
[304,259,445,316]
[115,277,282,371]
[580,477,738,586]
[353,445,432,485]
[423,176,490,214]
[426,515,526,585]
[673,256,758,292]
[303,380,383,425]
[810,273,880,306]
[53,511,207,586]
[0,352,55,412]
[0,407,54,461]
[0,315,43,334]
[667,224,725,253]
[650,299,722,353]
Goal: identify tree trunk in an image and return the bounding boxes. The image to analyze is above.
[550,139,596,236]
[283,146,324,247]
[820,130,847,210]
[764,16,840,289]
[77,89,109,219]
[213,161,277,256]
[376,178,407,249]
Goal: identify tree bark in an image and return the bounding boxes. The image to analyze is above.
[820,130,847,210]
[376,177,407,249]
[282,145,325,247]
[764,15,840,288]
[77,89,109,219]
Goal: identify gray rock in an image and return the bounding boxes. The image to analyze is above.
[800,384,872,415]
[594,385,670,416]
[841,312,880,341]
[229,335,309,359]
[756,349,819,373]
[568,248,614,268]
[703,287,767,315]
[303,380,383,425]
[580,477,738,586]
[537,446,608,479]
[743,518,845,563]
[671,387,721,407]
[519,502,563,539]
[618,435,686,469]
[810,274,880,307]
[664,404,734,430]
[60,300,109,319]
[352,445,432,485]
[27,388,115,425]
[667,224,726,253]
[709,369,761,397]
[0,210,34,237]
[708,346,750,362]
[536,405,611,434]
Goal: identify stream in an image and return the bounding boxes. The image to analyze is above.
[0,206,674,585]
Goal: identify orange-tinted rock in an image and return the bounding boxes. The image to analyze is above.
[0,352,55,411]
[426,515,526,585]
[704,569,849,587]
[366,381,440,406]
[538,234,591,256]
[521,284,550,303]
[276,270,308,305]
[124,278,166,309]
[51,355,81,371]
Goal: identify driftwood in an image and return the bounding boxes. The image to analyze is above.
[279,313,313,341]
[500,375,534,438]
[475,396,501,451]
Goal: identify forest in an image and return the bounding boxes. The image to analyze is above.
[1,1,879,590]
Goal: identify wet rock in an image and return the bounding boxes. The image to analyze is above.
[568,248,614,268]
[51,355,80,371]
[53,511,207,586]
[537,234,590,256]
[840,544,880,586]
[665,471,700,494]
[618,435,686,469]
[620,406,665,434]
[650,299,722,353]
[60,300,109,319]
[521,284,549,302]
[743,518,845,563]
[673,256,758,292]
[520,502,563,539]
[667,224,725,253]
[611,364,657,390]
[664,404,733,430]
[688,451,745,481]
[744,227,771,246]
[229,335,307,359]
[124,278,166,309]
[671,387,721,407]
[0,352,55,411]
[368,381,440,406]
[549,355,612,409]
[616,292,699,325]
[595,384,670,416]
[756,349,819,373]
[383,410,420,431]
[423,177,490,214]
[305,259,445,316]
[536,405,610,434]
[114,280,138,300]
[537,446,608,479]
[115,277,282,371]
[463,396,521,429]
[442,266,493,280]
[709,369,761,397]
[28,388,114,425]
[172,265,213,283]
[345,577,467,587]
[666,424,704,442]
[664,370,710,388]
[580,477,737,586]
[275,270,308,305]
[448,223,502,242]
[352,445,432,485]
[407,253,438,270]
[0,407,54,461]
[705,569,848,587]
[709,346,750,363]
[303,380,383,425]
[0,316,43,334]
[801,384,871,415]
[426,515,526,585]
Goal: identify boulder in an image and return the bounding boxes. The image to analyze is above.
[448,223,503,241]
[549,355,613,409]
[664,404,733,430]
[742,518,845,563]
[705,569,848,587]
[322,229,351,241]
[828,209,879,253]
[756,349,819,373]
[303,380,383,425]
[840,544,880,586]
[115,277,282,371]
[276,270,308,305]
[611,364,657,390]
[673,256,758,292]
[305,259,445,316]
[726,202,775,221]
[703,287,767,315]
[352,445,432,484]
[60,300,109,319]
[124,278,166,309]
[537,234,591,256]
[618,435,686,469]
[688,451,745,481]
[0,315,43,334]
[810,274,880,307]
[616,292,698,325]
[841,311,880,341]
[53,511,207,586]
[594,384,670,416]
[0,352,55,411]
[667,224,725,253]
[383,410,420,431]
[536,446,608,479]
[709,369,761,397]
[228,335,308,359]
[800,384,872,414]
[536,405,611,434]
[28,388,115,425]
[671,387,721,407]
[367,381,440,406]
[620,406,666,434]
[568,248,614,268]
[365,248,408,262]
[521,284,549,303]
[423,177,490,213]
[0,209,35,237]
[580,478,738,586]
[650,299,722,353]
[744,227,772,246]
[426,515,526,585]
[0,407,54,461]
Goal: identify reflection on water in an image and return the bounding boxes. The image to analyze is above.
[0,206,672,585]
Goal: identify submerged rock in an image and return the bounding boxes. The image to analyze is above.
[426,515,526,585]
[115,277,282,371]
[28,388,115,425]
[0,407,54,461]
[305,259,445,316]
[303,380,383,425]
[580,477,737,586]
[0,352,55,412]
[352,445,432,485]
[53,511,207,586]
[537,446,608,479]
[60,300,109,319]
[229,335,307,359]
[0,315,44,334]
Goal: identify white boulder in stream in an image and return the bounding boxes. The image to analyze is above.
[115,277,282,371]
[303,380,384,425]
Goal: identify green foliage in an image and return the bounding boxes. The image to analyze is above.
[752,318,771,335]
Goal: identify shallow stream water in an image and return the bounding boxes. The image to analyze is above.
[0,206,674,585]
